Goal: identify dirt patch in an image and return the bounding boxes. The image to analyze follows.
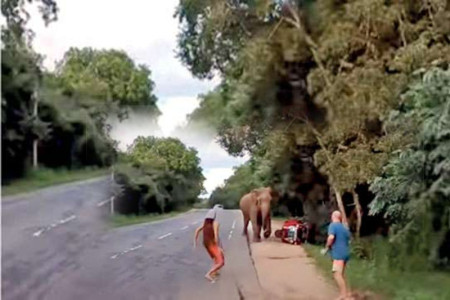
[250,220,338,300]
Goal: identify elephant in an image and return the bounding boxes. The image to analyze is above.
[239,187,278,242]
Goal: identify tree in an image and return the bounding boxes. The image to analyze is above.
[175,0,282,79]
[115,137,205,214]
[1,0,58,38]
[37,74,117,169]
[369,67,450,268]
[1,29,44,180]
[56,48,159,116]
[178,0,450,243]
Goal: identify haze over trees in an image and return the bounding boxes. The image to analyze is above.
[176,0,450,269]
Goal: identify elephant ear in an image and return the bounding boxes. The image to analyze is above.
[269,187,279,201]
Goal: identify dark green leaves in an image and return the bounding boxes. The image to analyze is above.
[57,48,159,111]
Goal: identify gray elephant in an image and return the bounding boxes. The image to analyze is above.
[239,187,278,242]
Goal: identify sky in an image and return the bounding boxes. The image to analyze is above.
[28,0,247,196]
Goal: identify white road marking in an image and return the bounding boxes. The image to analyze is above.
[232,220,236,229]
[191,221,199,225]
[158,233,172,240]
[97,196,114,207]
[129,245,142,251]
[32,229,44,237]
[181,226,189,230]
[59,215,76,224]
[111,244,142,259]
[228,230,233,240]
[32,214,76,237]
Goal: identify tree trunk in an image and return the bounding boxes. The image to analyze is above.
[32,90,39,170]
[352,189,362,239]
[332,185,348,227]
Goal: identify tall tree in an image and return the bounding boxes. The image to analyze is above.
[178,0,450,241]
[56,48,159,117]
[370,67,450,268]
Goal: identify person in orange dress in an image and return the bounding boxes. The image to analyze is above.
[193,205,225,282]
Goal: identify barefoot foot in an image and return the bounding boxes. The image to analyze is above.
[205,274,215,283]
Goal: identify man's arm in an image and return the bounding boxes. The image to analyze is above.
[193,225,204,248]
[321,223,336,255]
[326,234,335,250]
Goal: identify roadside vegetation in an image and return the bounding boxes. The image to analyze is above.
[1,167,108,197]
[176,0,450,291]
[112,136,205,216]
[305,243,450,300]
[2,0,158,192]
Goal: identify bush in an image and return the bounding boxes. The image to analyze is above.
[114,137,205,215]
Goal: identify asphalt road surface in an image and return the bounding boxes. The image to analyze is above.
[2,178,261,300]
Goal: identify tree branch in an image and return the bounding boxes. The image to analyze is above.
[281,6,332,87]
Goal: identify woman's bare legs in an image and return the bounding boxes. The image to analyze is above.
[205,260,224,282]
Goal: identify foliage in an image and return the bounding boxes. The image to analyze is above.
[370,67,450,268]
[2,2,161,183]
[1,33,118,182]
[56,47,159,115]
[1,28,42,180]
[37,74,118,169]
[1,0,58,38]
[115,137,205,215]
[175,0,282,79]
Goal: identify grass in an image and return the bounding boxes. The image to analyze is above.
[2,167,109,197]
[304,244,450,300]
[110,210,190,227]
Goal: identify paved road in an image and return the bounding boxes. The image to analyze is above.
[2,178,261,300]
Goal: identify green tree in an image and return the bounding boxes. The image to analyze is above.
[57,48,159,115]
[1,0,58,38]
[178,0,450,242]
[115,137,205,214]
[175,0,282,78]
[1,29,43,180]
[370,67,450,268]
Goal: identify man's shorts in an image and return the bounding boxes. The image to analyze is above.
[331,259,347,273]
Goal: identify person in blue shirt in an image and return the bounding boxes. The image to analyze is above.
[322,210,351,299]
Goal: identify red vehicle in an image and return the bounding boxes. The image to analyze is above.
[275,219,310,245]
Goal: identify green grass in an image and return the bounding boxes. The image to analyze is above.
[2,167,109,197]
[110,210,190,227]
[304,244,450,300]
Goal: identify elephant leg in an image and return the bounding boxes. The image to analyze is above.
[263,215,272,239]
[261,203,272,239]
[250,208,261,242]
[242,211,250,236]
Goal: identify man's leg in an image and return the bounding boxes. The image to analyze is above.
[332,260,348,299]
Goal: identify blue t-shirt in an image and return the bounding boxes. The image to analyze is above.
[328,222,350,261]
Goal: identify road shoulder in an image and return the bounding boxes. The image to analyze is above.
[250,220,338,300]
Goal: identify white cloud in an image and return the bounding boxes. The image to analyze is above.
[29,0,243,195]
[203,168,235,197]
[157,97,200,136]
